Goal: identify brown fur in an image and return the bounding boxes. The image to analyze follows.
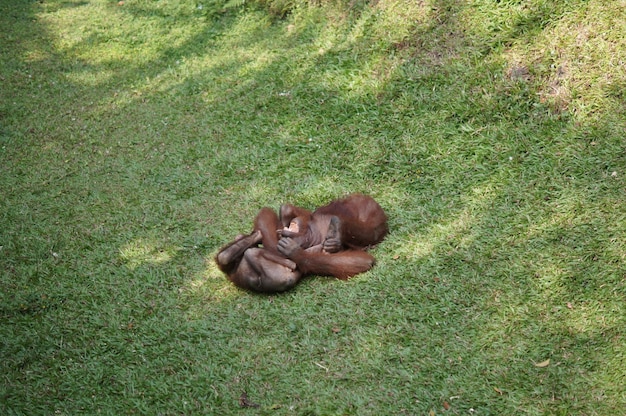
[216,194,388,293]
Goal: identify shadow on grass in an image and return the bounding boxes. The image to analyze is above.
[2,0,625,413]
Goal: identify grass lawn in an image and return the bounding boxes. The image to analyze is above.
[1,0,625,414]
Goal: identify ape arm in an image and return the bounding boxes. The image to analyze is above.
[279,204,312,228]
[277,237,375,280]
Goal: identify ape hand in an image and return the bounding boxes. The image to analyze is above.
[277,237,301,257]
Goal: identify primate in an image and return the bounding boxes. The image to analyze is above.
[215,194,388,293]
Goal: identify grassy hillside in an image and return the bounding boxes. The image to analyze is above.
[1,0,625,414]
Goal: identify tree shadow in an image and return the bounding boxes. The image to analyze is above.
[2,0,625,413]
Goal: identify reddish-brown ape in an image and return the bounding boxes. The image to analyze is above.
[215,194,388,293]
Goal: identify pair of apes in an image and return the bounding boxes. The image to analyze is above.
[216,194,388,293]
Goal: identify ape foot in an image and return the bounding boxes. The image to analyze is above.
[323,216,342,253]
[277,237,301,257]
[250,229,263,244]
[216,230,262,267]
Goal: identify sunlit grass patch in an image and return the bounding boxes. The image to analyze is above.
[1,0,625,414]
[500,0,626,120]
[119,238,174,270]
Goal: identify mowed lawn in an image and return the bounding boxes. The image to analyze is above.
[1,0,625,414]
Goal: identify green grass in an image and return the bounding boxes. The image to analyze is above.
[1,0,625,414]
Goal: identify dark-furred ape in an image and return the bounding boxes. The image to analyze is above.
[215,194,388,293]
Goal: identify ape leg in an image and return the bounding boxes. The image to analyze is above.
[217,247,299,293]
[217,204,283,272]
[322,216,342,253]
[216,231,303,293]
[215,230,263,275]
[242,248,301,292]
[217,207,305,293]
[253,207,283,252]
